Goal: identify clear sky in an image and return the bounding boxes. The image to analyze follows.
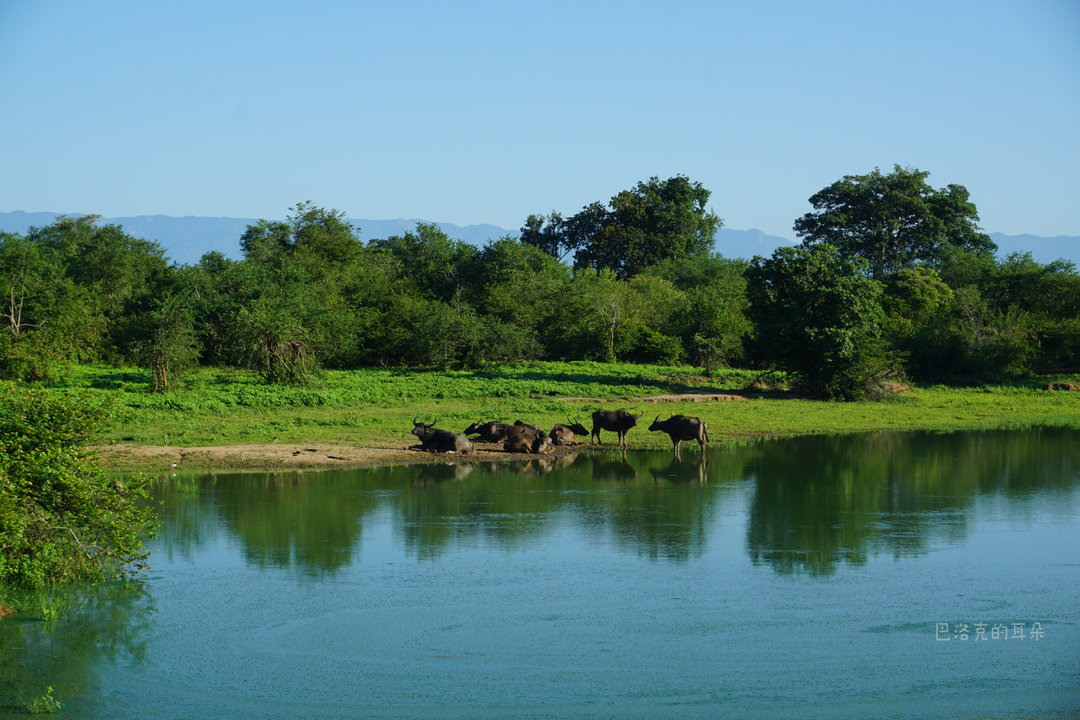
[1,0,1078,239]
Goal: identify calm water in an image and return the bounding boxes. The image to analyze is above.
[3,429,1079,718]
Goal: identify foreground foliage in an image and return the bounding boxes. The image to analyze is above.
[0,385,156,588]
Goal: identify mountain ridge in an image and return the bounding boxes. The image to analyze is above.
[0,210,1075,267]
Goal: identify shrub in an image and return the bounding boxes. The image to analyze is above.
[0,385,157,588]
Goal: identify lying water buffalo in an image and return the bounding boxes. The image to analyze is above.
[550,418,589,446]
[503,426,553,454]
[463,419,515,443]
[411,417,473,454]
[591,409,642,447]
[512,420,544,432]
[648,414,709,455]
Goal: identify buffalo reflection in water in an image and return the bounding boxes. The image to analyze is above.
[415,462,474,486]
[648,454,708,485]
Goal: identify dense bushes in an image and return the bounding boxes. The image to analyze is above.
[2,173,1077,397]
[0,386,156,588]
[748,245,889,400]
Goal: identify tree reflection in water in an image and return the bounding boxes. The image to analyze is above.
[5,428,1075,716]
[745,428,1080,575]
[0,583,153,712]
[147,428,1079,576]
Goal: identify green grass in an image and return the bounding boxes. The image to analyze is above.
[28,362,1080,456]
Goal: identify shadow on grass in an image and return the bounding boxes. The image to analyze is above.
[476,368,673,390]
[86,370,151,389]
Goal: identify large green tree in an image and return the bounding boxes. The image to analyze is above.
[646,253,752,370]
[369,222,478,302]
[747,244,890,400]
[239,201,363,270]
[794,165,995,278]
[524,176,722,278]
[231,203,374,377]
[1,216,172,378]
[133,294,200,392]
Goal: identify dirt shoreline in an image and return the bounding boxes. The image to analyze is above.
[90,441,591,471]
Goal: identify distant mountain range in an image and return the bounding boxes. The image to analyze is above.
[0,211,512,266]
[1,210,1076,268]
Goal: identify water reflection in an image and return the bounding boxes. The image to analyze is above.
[0,584,153,712]
[3,429,1078,716]
[745,428,1080,575]
[415,462,474,485]
[590,455,638,482]
[648,454,709,484]
[148,428,1080,577]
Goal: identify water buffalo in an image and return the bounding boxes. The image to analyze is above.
[648,414,709,455]
[503,426,554,454]
[411,417,474,454]
[502,421,544,440]
[550,418,589,446]
[512,420,544,432]
[463,419,515,443]
[591,409,642,447]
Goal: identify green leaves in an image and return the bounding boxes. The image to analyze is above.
[0,387,156,588]
[748,244,889,400]
[794,165,995,278]
[524,176,722,278]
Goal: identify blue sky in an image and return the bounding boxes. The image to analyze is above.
[1,0,1078,238]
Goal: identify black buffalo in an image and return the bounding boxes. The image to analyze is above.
[591,409,642,447]
[463,419,515,443]
[648,414,709,455]
[411,417,474,454]
[550,418,589,446]
[512,420,544,432]
[503,426,554,454]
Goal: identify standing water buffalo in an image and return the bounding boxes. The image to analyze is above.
[648,414,709,455]
[550,418,589,446]
[411,417,474,454]
[591,409,643,447]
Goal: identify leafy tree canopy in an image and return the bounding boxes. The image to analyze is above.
[26,215,170,317]
[369,222,478,302]
[747,244,889,400]
[240,202,363,271]
[523,175,722,278]
[794,165,995,278]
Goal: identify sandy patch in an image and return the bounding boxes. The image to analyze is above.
[90,441,585,471]
[546,393,745,403]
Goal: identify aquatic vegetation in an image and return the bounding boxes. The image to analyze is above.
[26,686,62,714]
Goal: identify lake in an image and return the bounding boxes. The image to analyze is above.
[3,428,1079,718]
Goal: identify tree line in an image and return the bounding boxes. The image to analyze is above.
[2,169,1077,399]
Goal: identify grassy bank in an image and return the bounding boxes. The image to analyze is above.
[29,362,1080,466]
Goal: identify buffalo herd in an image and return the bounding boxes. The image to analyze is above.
[409,410,709,457]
